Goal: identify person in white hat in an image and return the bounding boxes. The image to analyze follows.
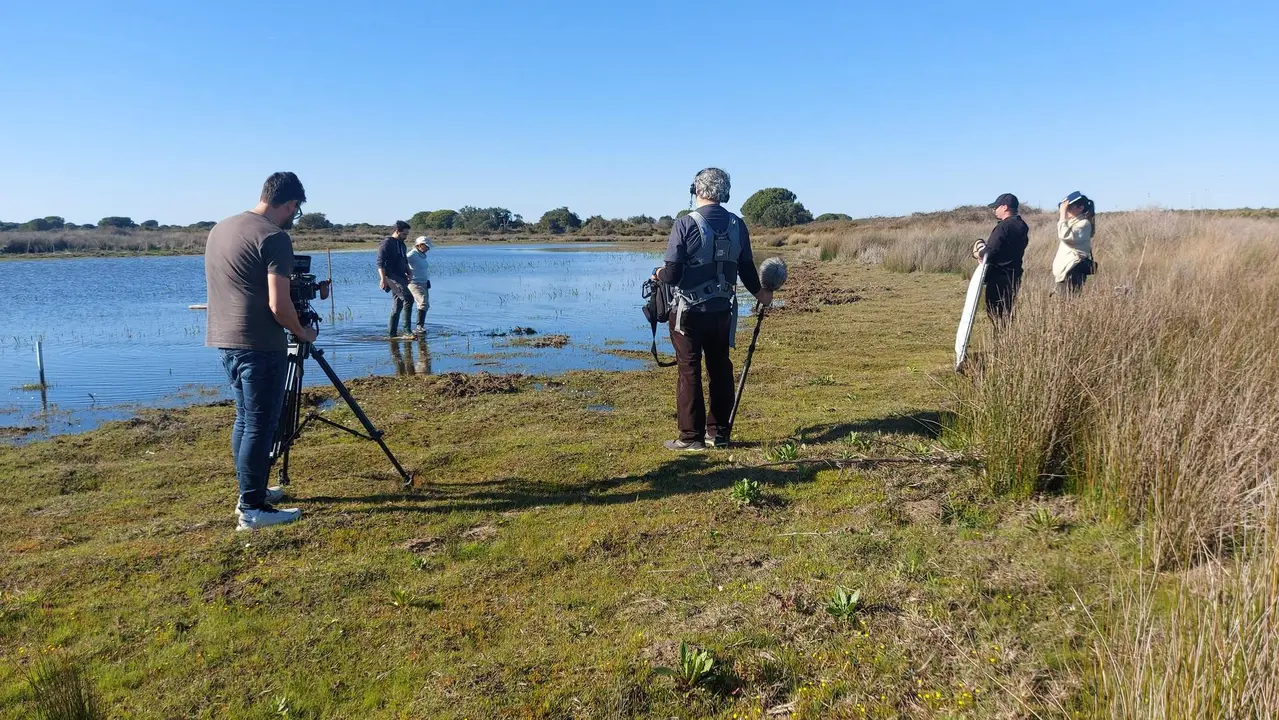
[405,236,433,335]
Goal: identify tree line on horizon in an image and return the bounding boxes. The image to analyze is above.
[1,188,863,236]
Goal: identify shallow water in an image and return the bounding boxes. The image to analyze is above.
[0,244,680,438]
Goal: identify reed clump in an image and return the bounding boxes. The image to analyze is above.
[951,209,1279,716]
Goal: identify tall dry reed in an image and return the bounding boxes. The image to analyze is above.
[952,211,1279,716]
[1094,504,1279,719]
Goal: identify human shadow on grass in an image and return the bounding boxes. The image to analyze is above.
[294,455,819,516]
[796,409,950,445]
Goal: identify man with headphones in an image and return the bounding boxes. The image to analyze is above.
[652,168,772,451]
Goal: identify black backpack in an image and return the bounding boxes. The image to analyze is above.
[641,276,677,367]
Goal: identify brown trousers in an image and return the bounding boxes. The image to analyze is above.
[668,310,735,442]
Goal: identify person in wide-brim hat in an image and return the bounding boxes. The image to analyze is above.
[405,236,433,336]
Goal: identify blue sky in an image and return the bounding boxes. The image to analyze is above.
[1,0,1276,225]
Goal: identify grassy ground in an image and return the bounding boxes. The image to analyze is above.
[0,260,1135,718]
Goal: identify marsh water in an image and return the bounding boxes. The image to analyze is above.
[0,244,681,439]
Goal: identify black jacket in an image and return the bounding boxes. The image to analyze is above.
[376,236,410,282]
[984,215,1029,270]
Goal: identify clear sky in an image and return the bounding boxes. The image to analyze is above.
[1,0,1276,225]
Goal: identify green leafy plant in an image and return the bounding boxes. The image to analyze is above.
[841,431,873,453]
[1027,506,1064,534]
[730,478,763,507]
[825,586,862,620]
[765,439,800,462]
[897,547,933,581]
[654,641,716,689]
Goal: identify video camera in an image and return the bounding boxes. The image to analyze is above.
[289,255,323,328]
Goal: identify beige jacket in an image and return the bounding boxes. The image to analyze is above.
[1053,218,1093,282]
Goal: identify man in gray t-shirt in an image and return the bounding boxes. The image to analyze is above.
[204,172,318,531]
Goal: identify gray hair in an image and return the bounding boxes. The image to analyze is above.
[693,167,731,203]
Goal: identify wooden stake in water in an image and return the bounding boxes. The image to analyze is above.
[327,248,335,322]
[35,340,47,388]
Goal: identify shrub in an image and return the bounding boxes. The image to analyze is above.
[189,221,216,231]
[582,215,611,234]
[627,215,655,225]
[97,216,136,229]
[140,219,159,230]
[741,188,812,228]
[656,215,675,230]
[815,213,853,222]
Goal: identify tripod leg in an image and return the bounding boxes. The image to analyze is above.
[271,342,307,485]
[309,347,414,486]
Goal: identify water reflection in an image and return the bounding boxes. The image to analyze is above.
[388,337,432,376]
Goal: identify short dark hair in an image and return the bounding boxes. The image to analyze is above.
[260,172,306,207]
[393,220,411,232]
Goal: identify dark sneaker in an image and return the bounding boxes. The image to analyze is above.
[704,435,729,449]
[664,439,706,451]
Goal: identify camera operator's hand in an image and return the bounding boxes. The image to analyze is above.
[755,289,774,308]
[295,326,319,344]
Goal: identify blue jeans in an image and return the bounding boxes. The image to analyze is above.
[219,349,288,509]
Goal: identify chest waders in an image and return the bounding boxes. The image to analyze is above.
[671,210,743,348]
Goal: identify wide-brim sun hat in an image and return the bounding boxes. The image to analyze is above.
[414,236,433,250]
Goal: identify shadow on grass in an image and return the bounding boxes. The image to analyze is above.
[797,409,948,444]
[296,455,819,515]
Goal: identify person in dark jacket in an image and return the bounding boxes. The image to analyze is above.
[972,193,1030,326]
[652,168,772,451]
[376,220,413,338]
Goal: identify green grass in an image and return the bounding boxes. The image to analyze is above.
[0,261,1137,718]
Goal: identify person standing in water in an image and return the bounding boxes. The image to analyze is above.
[405,236,432,335]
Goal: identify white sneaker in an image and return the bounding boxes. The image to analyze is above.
[236,504,301,531]
[233,486,287,517]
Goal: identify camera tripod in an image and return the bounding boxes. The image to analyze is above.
[270,336,413,487]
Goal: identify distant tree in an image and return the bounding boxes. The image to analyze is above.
[815,213,853,222]
[295,212,333,230]
[0,222,18,231]
[626,215,656,226]
[657,215,675,231]
[18,218,55,231]
[98,216,137,229]
[456,206,516,233]
[741,188,812,228]
[676,209,692,219]
[140,219,160,230]
[63,223,79,230]
[189,221,216,231]
[418,209,456,229]
[582,215,612,234]
[43,216,65,229]
[538,207,582,234]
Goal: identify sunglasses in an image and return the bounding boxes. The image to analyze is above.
[292,202,305,221]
